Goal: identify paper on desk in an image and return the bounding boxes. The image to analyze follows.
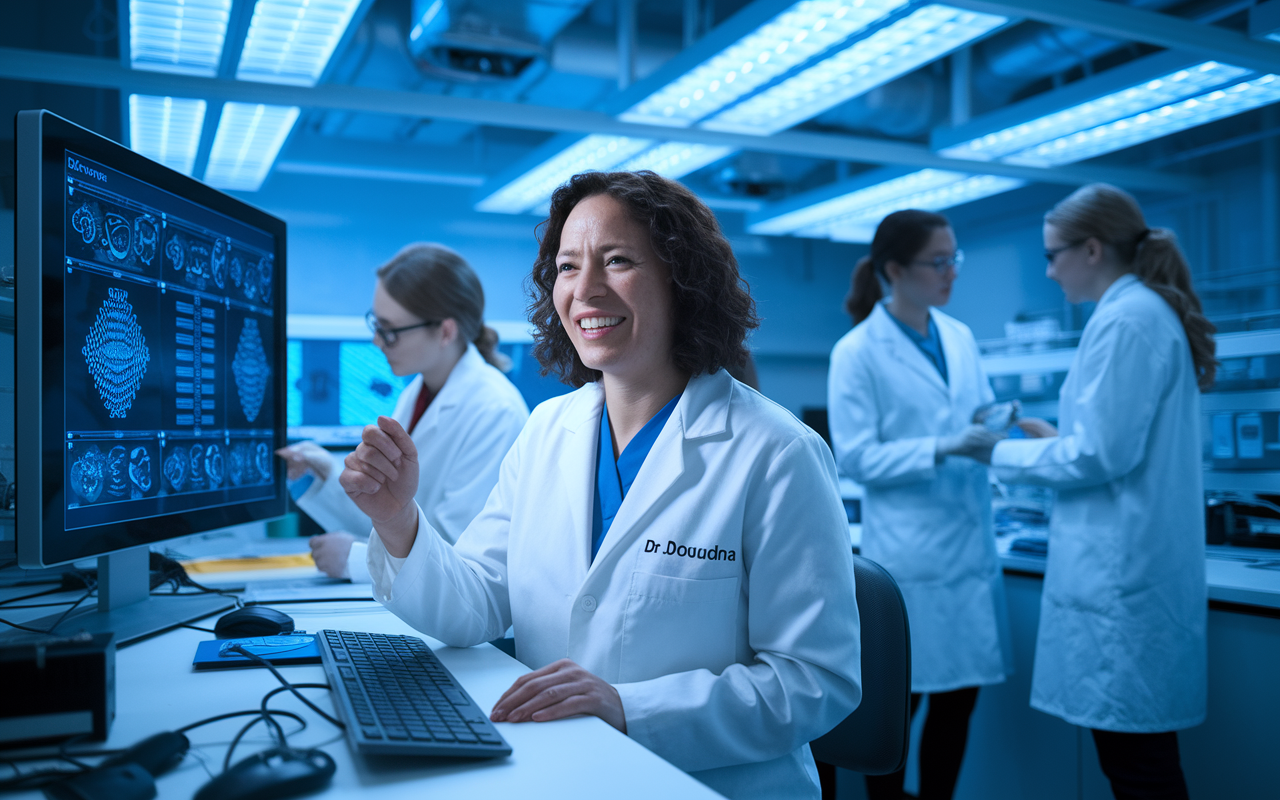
[182,554,316,573]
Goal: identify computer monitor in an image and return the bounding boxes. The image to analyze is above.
[12,110,288,643]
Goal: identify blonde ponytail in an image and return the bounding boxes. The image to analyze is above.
[1045,184,1217,389]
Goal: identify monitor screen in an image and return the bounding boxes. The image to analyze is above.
[17,110,288,570]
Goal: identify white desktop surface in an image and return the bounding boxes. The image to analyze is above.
[9,589,725,798]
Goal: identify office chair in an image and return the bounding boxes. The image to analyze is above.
[810,551,912,776]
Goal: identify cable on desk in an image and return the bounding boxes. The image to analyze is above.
[226,645,344,729]
[181,623,218,634]
[0,584,97,635]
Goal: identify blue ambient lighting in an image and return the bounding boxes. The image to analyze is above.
[475,135,656,214]
[235,0,364,87]
[203,103,301,191]
[615,142,737,179]
[128,0,232,76]
[1003,74,1280,167]
[749,168,1025,242]
[127,95,207,176]
[704,5,1006,135]
[620,0,909,128]
[939,61,1254,163]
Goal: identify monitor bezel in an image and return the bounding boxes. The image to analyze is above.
[16,109,289,569]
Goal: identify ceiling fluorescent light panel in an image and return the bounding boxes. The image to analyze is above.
[128,95,207,176]
[475,135,656,214]
[619,0,910,128]
[1003,74,1280,167]
[704,5,1007,135]
[236,0,365,87]
[615,142,737,179]
[748,168,1024,242]
[939,61,1252,163]
[204,103,301,191]
[129,0,232,76]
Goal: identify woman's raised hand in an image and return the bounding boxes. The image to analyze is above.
[340,416,420,556]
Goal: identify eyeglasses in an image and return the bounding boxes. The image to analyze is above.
[1044,240,1085,264]
[910,250,964,274]
[365,310,440,346]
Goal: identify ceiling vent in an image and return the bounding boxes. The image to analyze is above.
[408,0,591,82]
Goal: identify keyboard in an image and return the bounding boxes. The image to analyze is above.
[318,629,512,758]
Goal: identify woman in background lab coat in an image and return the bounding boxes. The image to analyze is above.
[340,171,862,800]
[276,243,528,581]
[827,209,1012,800]
[981,185,1213,800]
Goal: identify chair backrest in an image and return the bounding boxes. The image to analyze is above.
[809,552,911,775]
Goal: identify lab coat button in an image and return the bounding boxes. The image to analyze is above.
[580,595,597,612]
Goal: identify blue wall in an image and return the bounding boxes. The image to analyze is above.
[238,141,1280,417]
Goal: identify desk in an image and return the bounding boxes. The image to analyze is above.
[6,577,725,799]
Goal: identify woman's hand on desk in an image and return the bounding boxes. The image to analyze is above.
[340,416,421,557]
[490,659,628,734]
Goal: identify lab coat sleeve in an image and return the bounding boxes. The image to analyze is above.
[991,315,1166,490]
[366,434,522,647]
[426,401,527,544]
[614,434,862,774]
[828,340,938,486]
[345,541,371,583]
[296,451,376,536]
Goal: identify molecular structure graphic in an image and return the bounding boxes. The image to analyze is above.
[233,318,270,423]
[82,287,150,419]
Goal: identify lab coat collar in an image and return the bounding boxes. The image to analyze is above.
[403,344,485,439]
[866,303,950,398]
[561,371,731,577]
[1097,273,1140,310]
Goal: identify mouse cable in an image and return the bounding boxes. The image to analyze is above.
[180,622,218,634]
[226,645,345,730]
[220,682,333,772]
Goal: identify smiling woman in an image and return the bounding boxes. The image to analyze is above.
[342,170,864,800]
[528,171,758,388]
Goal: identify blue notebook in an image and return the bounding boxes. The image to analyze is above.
[193,632,321,670]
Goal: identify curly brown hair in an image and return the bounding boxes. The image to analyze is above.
[527,170,760,387]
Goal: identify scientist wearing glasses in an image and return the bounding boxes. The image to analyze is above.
[826,209,1018,800]
[980,184,1213,800]
[277,243,528,581]
[340,171,861,800]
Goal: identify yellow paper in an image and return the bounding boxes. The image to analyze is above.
[182,554,315,573]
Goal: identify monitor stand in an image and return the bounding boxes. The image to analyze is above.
[5,546,235,645]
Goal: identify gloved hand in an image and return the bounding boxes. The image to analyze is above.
[936,424,1006,464]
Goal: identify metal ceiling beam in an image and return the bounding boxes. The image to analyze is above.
[947,0,1280,74]
[0,45,1207,193]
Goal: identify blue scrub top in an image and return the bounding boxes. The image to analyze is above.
[591,393,682,561]
[888,309,949,385]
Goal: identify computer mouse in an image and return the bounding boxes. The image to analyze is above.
[214,606,295,639]
[194,747,335,800]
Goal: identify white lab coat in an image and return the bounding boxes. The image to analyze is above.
[298,344,529,581]
[368,370,862,800]
[828,304,1011,693]
[992,275,1207,733]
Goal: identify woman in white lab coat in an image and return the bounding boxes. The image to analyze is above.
[277,243,529,581]
[340,171,862,800]
[983,184,1213,800]
[827,209,1011,800]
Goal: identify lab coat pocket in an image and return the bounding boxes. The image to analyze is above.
[619,571,740,684]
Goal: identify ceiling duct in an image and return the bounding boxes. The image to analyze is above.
[408,0,593,82]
